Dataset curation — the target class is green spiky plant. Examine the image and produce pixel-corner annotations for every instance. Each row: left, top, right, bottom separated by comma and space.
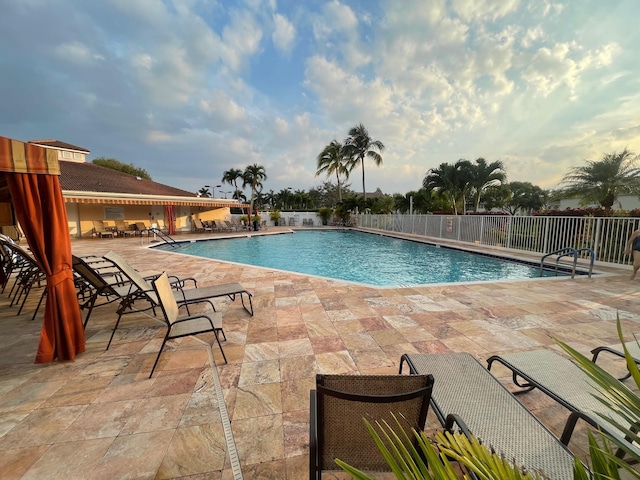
337, 313, 640, 479
335, 414, 547, 480
556, 314, 640, 479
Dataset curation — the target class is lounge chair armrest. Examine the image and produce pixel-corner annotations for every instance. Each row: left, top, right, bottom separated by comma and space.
444, 413, 472, 439
173, 314, 218, 330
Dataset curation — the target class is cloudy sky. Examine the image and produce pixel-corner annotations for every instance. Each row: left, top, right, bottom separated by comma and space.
1, 0, 638, 197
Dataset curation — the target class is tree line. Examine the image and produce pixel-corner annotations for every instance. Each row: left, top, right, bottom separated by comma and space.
94, 129, 640, 216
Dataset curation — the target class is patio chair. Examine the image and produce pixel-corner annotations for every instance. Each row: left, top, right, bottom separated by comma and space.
71, 254, 153, 328
149, 273, 226, 378
135, 221, 149, 236
195, 218, 212, 233
400, 352, 576, 480
102, 250, 253, 348
115, 220, 134, 237
2, 241, 46, 315
591, 340, 640, 380
309, 373, 434, 480
487, 349, 640, 457
92, 220, 115, 238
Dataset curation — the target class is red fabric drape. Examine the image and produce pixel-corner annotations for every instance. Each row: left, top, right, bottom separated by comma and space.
164, 205, 176, 235
6, 173, 85, 362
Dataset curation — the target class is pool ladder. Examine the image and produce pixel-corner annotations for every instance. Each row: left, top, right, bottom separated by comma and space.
145, 228, 179, 248
540, 247, 594, 279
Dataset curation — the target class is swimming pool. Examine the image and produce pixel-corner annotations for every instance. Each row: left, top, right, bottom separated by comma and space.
155, 230, 569, 287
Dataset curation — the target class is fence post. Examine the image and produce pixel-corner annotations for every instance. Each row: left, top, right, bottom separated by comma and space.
592, 217, 601, 260
506, 216, 512, 249
543, 217, 550, 254
457, 216, 461, 241
479, 216, 484, 244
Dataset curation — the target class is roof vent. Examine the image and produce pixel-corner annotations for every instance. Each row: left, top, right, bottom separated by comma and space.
136, 176, 142, 180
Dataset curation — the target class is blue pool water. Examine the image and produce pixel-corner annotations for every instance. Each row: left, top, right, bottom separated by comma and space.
156, 230, 564, 287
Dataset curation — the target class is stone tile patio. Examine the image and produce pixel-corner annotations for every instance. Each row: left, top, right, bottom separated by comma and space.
1, 229, 639, 479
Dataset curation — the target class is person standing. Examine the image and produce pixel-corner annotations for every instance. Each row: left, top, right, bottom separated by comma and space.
624, 228, 640, 279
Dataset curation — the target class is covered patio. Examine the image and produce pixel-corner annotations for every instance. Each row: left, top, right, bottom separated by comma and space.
1, 233, 639, 478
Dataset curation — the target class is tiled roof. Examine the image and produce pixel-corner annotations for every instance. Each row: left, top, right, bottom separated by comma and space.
60, 160, 197, 197
28, 139, 90, 153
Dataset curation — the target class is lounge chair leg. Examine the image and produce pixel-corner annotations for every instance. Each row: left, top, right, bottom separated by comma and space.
31, 288, 47, 321
149, 335, 169, 378
213, 330, 227, 364
106, 312, 125, 350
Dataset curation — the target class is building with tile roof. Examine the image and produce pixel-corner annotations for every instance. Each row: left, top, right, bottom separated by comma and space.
15, 140, 249, 237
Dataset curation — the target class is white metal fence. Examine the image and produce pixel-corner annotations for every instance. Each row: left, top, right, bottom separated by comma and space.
356, 214, 640, 266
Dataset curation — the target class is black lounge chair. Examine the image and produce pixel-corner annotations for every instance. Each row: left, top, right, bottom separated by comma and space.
591, 339, 640, 380
309, 373, 433, 480
400, 352, 576, 480
71, 254, 154, 329
487, 349, 640, 458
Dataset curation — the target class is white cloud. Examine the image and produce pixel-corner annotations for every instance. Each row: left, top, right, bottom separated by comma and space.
521, 26, 544, 48
521, 41, 621, 98
199, 92, 247, 125
451, 0, 521, 22
220, 9, 264, 71
54, 42, 104, 65
312, 0, 358, 41
272, 13, 295, 54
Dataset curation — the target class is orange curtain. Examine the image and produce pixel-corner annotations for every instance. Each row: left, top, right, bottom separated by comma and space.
6, 172, 85, 362
164, 205, 176, 235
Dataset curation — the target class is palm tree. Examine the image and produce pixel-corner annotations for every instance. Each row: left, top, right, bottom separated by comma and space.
197, 187, 211, 198
467, 158, 507, 212
561, 149, 640, 209
222, 168, 244, 201
242, 164, 267, 224
344, 123, 385, 202
316, 140, 350, 202
423, 160, 472, 215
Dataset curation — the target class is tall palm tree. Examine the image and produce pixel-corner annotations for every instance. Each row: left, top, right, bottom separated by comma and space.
344, 123, 385, 202
561, 149, 640, 209
316, 140, 350, 202
467, 158, 507, 212
242, 164, 267, 221
222, 168, 244, 201
197, 187, 211, 198
423, 160, 472, 215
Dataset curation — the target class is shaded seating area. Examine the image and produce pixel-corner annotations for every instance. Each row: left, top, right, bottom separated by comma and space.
0, 135, 85, 363
400, 352, 576, 480
487, 349, 640, 456
309, 373, 433, 479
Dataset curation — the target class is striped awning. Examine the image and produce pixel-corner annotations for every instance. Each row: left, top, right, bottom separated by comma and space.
0, 135, 60, 175
63, 194, 250, 209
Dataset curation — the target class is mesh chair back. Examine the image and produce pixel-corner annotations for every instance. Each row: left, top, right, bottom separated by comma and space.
71, 255, 117, 293
152, 273, 179, 324
315, 374, 433, 473
102, 251, 158, 304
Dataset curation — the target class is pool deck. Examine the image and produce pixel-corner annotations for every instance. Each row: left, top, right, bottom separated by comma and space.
1, 227, 639, 479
